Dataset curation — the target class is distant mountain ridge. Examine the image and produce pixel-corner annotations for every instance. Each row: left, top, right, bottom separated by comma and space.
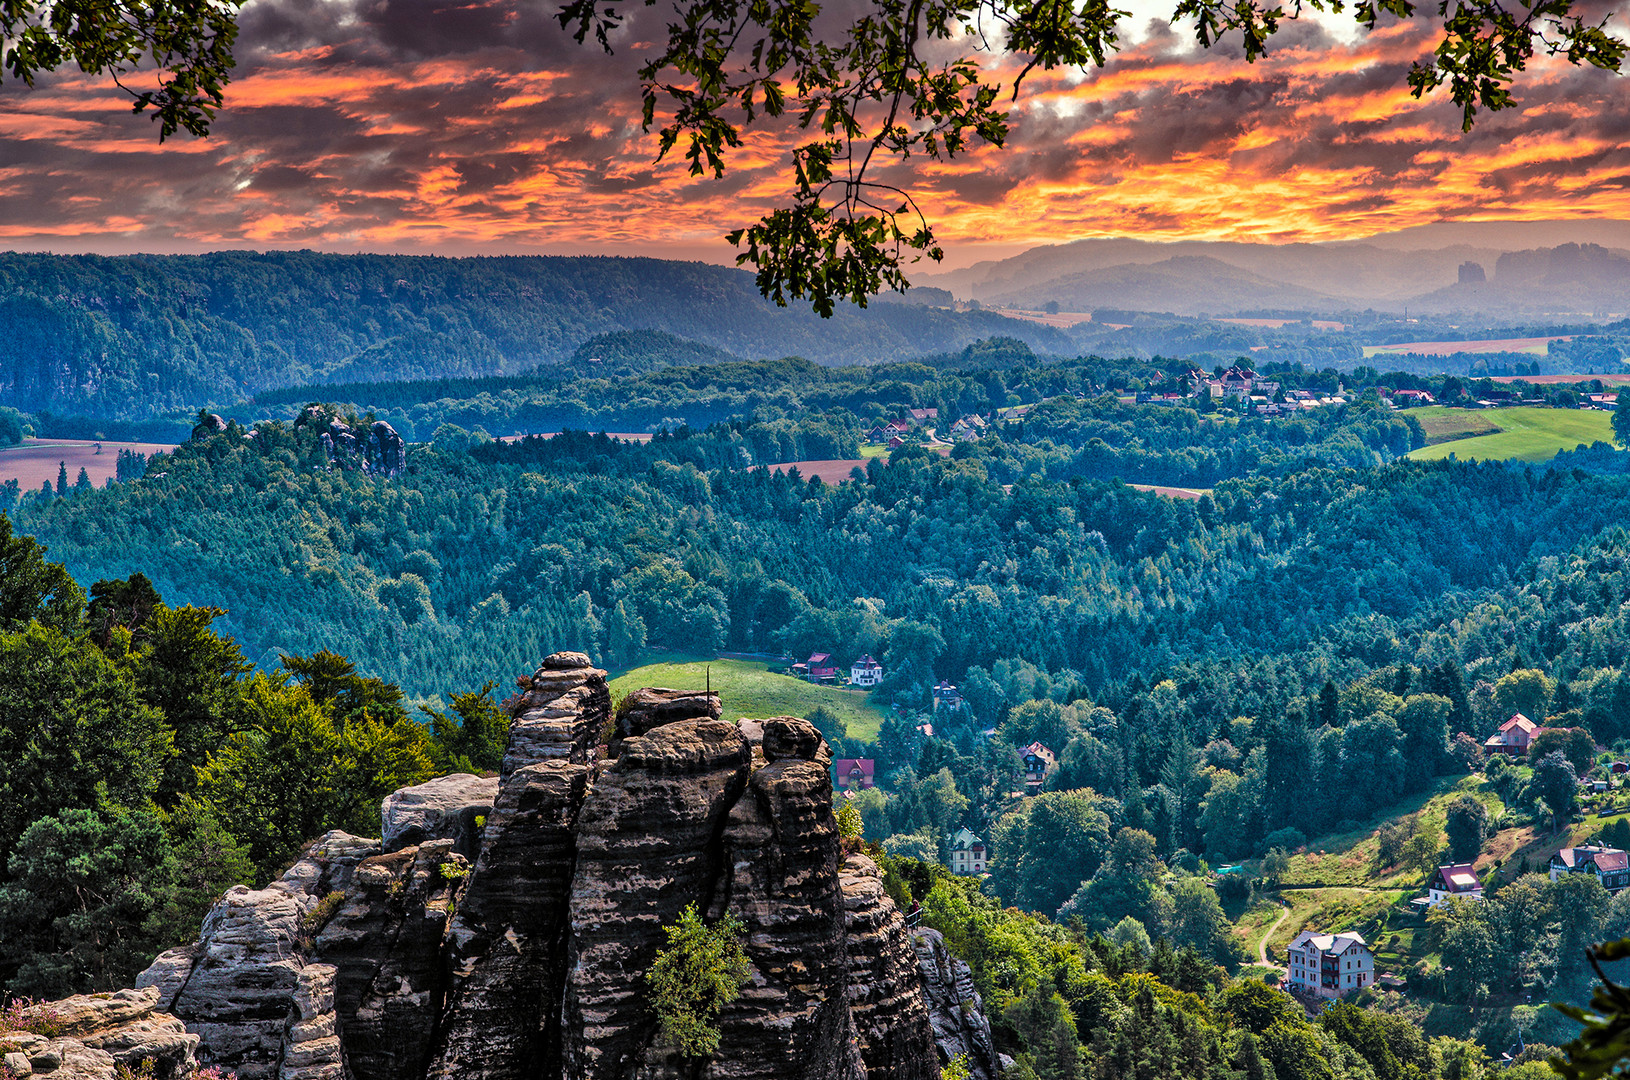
925, 220, 1630, 318
0, 250, 1073, 419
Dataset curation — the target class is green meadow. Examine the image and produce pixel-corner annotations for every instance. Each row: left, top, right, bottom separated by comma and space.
608, 658, 889, 742
1404, 406, 1613, 463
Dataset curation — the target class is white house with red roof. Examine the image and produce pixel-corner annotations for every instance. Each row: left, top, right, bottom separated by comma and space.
1426, 863, 1485, 907
1551, 845, 1630, 893
1286, 930, 1374, 999
1485, 713, 1540, 756
850, 655, 883, 688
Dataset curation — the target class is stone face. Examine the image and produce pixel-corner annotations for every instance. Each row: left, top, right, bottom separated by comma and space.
430, 761, 589, 1080
381, 772, 498, 857
841, 856, 938, 1080
502, 655, 611, 771
759, 717, 832, 770
704, 760, 860, 1080
562, 718, 751, 1080
612, 687, 723, 748
912, 928, 1000, 1080
318, 842, 462, 1080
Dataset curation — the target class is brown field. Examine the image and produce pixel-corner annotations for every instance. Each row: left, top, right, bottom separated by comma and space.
497, 431, 653, 442
1130, 484, 1210, 500
994, 309, 1097, 328
1491, 373, 1630, 385
0, 439, 177, 490
1219, 317, 1347, 331
1366, 335, 1571, 356
763, 459, 872, 482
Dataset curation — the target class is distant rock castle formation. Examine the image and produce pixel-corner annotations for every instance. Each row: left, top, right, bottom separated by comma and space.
10, 653, 998, 1080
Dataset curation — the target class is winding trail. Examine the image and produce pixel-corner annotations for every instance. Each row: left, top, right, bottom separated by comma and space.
1258, 903, 1291, 968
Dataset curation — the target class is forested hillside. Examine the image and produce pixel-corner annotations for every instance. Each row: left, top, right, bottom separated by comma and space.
0, 251, 1073, 418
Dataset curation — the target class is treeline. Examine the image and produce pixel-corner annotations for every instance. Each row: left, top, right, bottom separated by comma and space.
0, 251, 1073, 418
0, 522, 506, 999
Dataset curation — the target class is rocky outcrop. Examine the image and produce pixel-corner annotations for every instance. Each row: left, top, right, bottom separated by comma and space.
381, 773, 497, 857
840, 857, 937, 1080
191, 413, 228, 442
4, 987, 199, 1079
912, 929, 1000, 1080
367, 421, 406, 477
111, 655, 970, 1080
562, 718, 752, 1079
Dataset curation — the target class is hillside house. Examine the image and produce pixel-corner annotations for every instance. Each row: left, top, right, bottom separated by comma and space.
1550, 846, 1630, 893
1021, 742, 1055, 792
835, 758, 876, 791
948, 827, 989, 875
933, 682, 963, 708
1485, 713, 1540, 756
1426, 863, 1485, 907
1286, 931, 1374, 999
907, 408, 939, 426
850, 655, 883, 688
805, 653, 838, 683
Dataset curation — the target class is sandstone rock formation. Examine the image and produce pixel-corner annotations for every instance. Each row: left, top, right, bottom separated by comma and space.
114, 652, 979, 1080
3, 987, 199, 1079
912, 929, 1001, 1080
380, 772, 497, 857
366, 421, 406, 477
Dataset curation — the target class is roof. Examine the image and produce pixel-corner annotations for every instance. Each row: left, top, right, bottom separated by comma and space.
835, 758, 875, 778
1501, 713, 1539, 735
1554, 846, 1630, 872
1022, 741, 1056, 765
1290, 930, 1370, 955
808, 652, 831, 664
852, 655, 880, 668
949, 827, 983, 850
1434, 863, 1482, 892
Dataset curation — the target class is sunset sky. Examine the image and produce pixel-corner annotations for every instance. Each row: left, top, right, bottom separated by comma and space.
1, 0, 1627, 267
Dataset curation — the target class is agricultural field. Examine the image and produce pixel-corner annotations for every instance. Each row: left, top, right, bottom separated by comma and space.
762, 459, 872, 483
0, 438, 176, 490
1363, 336, 1570, 357
1405, 407, 1503, 445
608, 658, 889, 741
1404, 407, 1613, 462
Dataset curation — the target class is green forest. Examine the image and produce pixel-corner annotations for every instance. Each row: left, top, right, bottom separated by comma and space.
18, 345, 1630, 1078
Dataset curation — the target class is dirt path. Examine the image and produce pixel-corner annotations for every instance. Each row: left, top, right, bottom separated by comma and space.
1258, 903, 1290, 968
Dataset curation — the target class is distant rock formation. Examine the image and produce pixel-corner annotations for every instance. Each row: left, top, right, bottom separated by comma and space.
1457, 261, 1486, 284
294, 406, 405, 477
191, 413, 228, 442
112, 652, 987, 1080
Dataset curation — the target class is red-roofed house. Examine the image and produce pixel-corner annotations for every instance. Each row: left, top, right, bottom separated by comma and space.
1551, 846, 1630, 893
1426, 863, 1485, 907
806, 652, 838, 683
1485, 713, 1540, 756
835, 759, 876, 791
908, 408, 939, 425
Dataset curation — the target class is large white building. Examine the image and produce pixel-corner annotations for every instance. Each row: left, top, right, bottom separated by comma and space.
850, 655, 883, 687
1286, 930, 1374, 1000
948, 827, 988, 875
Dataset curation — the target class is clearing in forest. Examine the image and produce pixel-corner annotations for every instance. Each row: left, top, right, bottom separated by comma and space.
0, 438, 177, 490
1404, 407, 1612, 462
608, 658, 889, 742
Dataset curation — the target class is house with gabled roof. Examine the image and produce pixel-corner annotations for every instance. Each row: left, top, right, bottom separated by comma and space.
1485, 713, 1540, 756
1021, 742, 1055, 793
948, 827, 989, 875
1551, 845, 1630, 893
1426, 863, 1485, 907
1286, 930, 1374, 999
850, 654, 883, 688
805, 652, 838, 683
835, 758, 875, 791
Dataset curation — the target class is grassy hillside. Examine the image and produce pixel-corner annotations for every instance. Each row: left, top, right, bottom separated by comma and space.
608, 658, 889, 742
1404, 407, 1612, 462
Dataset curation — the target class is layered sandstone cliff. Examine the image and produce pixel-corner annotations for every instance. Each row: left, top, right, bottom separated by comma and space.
111, 652, 996, 1080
